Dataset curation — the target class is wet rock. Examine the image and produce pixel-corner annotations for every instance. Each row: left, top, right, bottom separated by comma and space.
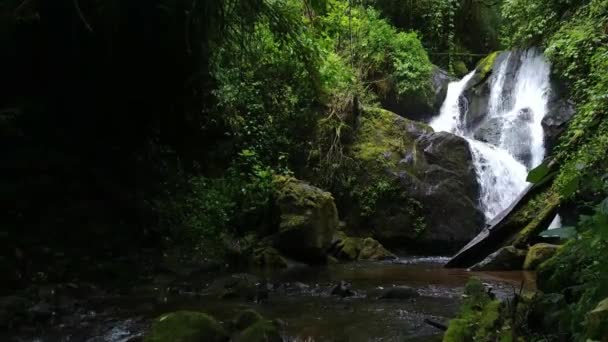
144, 311, 229, 342
359, 238, 396, 260
473, 116, 503, 145
28, 302, 55, 322
468, 246, 527, 271
273, 176, 339, 264
378, 286, 420, 300
209, 274, 266, 302
331, 281, 355, 298
234, 309, 263, 331
235, 320, 283, 342
523, 243, 560, 270
585, 297, 608, 341
543, 95, 575, 152
0, 296, 30, 328
251, 245, 288, 269
330, 231, 396, 261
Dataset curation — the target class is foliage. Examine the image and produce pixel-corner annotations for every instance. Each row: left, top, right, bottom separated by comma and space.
320, 0, 433, 97
150, 149, 276, 244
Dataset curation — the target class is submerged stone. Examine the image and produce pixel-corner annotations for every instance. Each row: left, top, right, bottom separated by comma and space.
144, 311, 229, 342
378, 286, 420, 300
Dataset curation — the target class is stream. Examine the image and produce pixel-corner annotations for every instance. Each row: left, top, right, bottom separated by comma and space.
3, 257, 535, 342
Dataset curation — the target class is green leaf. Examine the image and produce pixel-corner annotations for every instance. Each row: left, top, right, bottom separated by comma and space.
560, 176, 580, 198
527, 162, 550, 183
599, 197, 608, 216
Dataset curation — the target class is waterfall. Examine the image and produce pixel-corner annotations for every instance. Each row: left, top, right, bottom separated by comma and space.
430, 49, 552, 221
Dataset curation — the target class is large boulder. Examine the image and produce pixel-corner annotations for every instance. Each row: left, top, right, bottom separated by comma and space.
468, 246, 527, 271
380, 66, 454, 122
340, 108, 483, 253
145, 311, 229, 342
523, 243, 560, 270
273, 177, 339, 264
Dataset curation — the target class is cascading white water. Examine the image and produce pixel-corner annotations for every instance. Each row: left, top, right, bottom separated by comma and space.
430, 49, 552, 221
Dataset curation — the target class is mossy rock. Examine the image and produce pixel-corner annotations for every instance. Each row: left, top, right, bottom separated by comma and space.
234, 309, 263, 331
234, 320, 282, 342
330, 231, 395, 261
341, 107, 483, 253
469, 246, 527, 271
252, 245, 288, 269
273, 176, 339, 264
145, 311, 229, 342
453, 61, 469, 78
585, 297, 608, 341
523, 243, 560, 270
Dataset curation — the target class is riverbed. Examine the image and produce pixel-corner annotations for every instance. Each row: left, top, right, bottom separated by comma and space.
3, 257, 535, 342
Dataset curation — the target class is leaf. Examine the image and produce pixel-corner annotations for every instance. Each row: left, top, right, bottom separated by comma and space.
560, 176, 580, 198
599, 197, 608, 216
527, 162, 550, 183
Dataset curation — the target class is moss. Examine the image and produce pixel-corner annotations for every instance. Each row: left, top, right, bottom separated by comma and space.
252, 246, 288, 269
353, 107, 431, 172
453, 60, 469, 77
512, 193, 560, 248
443, 279, 503, 341
234, 320, 282, 342
145, 311, 229, 342
523, 243, 560, 270
585, 297, 608, 341
234, 309, 263, 331
476, 51, 500, 80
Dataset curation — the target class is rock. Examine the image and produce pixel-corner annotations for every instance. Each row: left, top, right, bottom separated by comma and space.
342, 108, 484, 253
235, 320, 283, 342
359, 238, 396, 260
208, 274, 265, 302
273, 176, 339, 264
585, 297, 608, 341
330, 231, 396, 261
523, 243, 560, 270
252, 245, 288, 269
378, 286, 420, 300
330, 281, 354, 298
380, 66, 455, 122
144, 311, 229, 342
543, 92, 575, 152
234, 309, 263, 331
0, 296, 30, 328
468, 246, 527, 271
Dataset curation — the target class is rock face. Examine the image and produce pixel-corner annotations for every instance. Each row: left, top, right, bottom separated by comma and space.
468, 246, 527, 271
144, 311, 229, 342
273, 176, 339, 264
341, 108, 484, 253
523, 243, 560, 270
381, 66, 454, 122
543, 81, 575, 152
